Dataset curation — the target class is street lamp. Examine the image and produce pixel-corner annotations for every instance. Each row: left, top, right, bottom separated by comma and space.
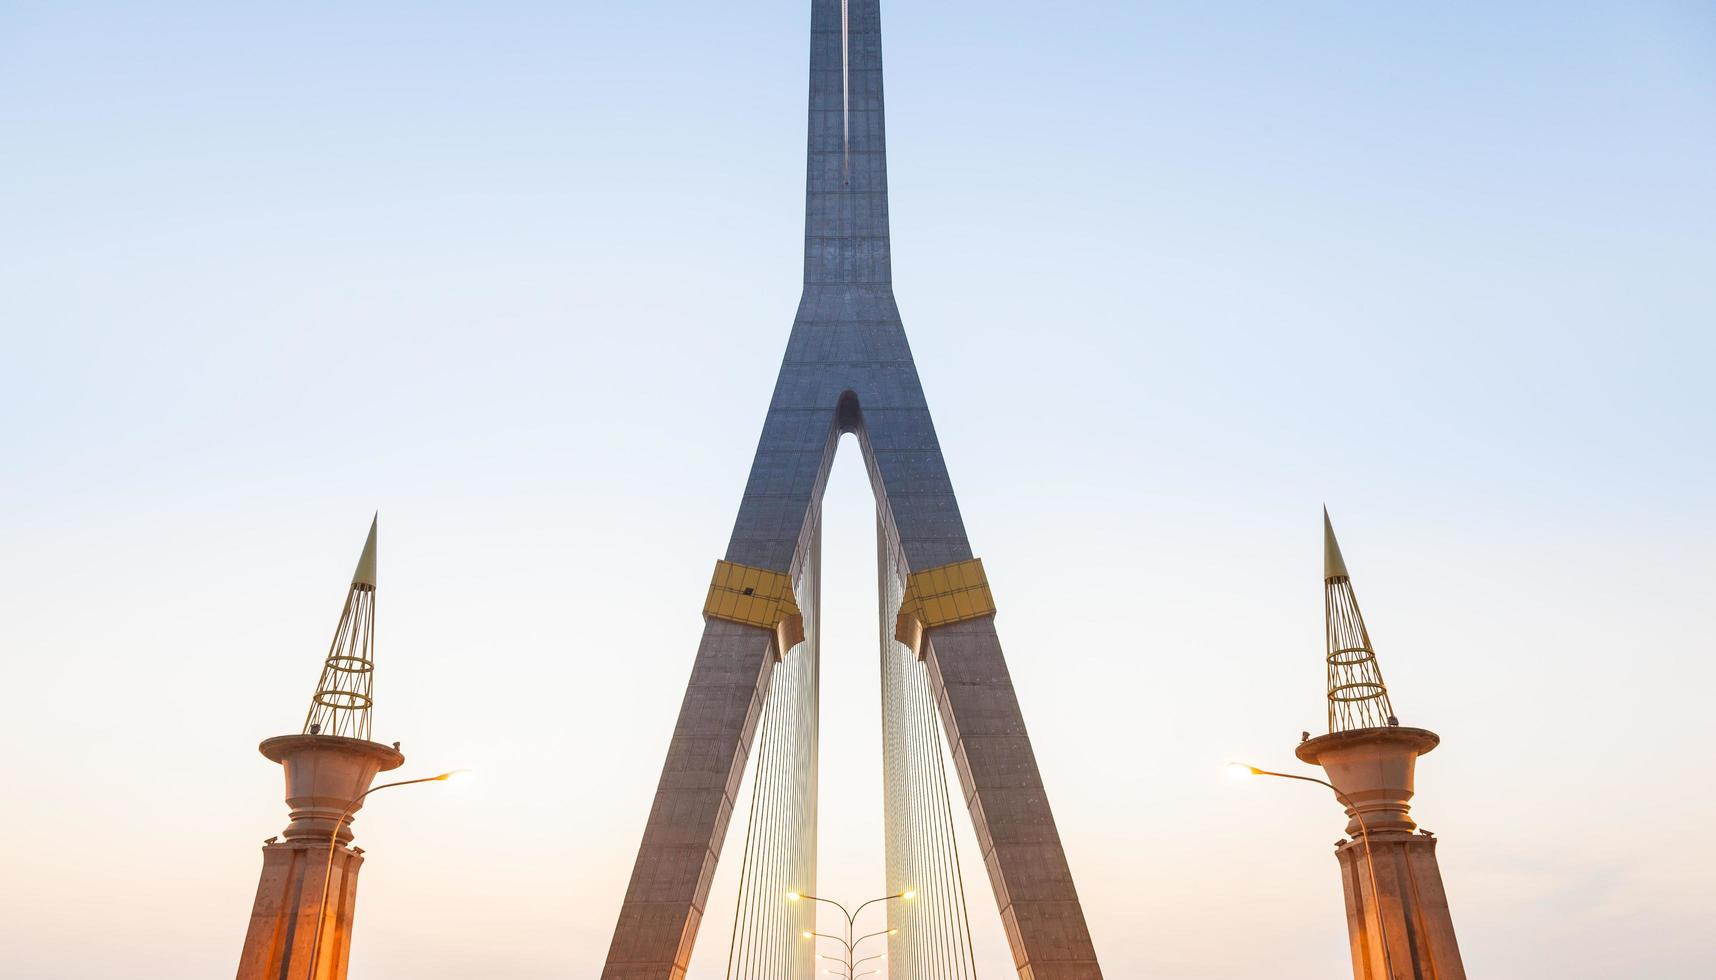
1228, 762, 1395, 980
306, 768, 472, 977
817, 952, 887, 972
790, 890, 912, 978
822, 950, 888, 978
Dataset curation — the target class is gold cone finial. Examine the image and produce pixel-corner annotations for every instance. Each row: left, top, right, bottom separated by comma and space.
303, 515, 380, 740
1323, 506, 1349, 582
351, 513, 377, 589
1321, 507, 1395, 732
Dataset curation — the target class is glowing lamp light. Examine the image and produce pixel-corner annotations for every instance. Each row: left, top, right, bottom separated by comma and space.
786, 891, 802, 901
1226, 762, 1261, 779
901, 889, 917, 900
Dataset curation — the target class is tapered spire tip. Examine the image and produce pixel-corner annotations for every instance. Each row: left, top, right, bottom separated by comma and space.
351, 513, 378, 588
1323, 506, 1349, 582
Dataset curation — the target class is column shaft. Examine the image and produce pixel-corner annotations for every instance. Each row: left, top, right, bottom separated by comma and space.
235, 842, 364, 980
1335, 834, 1466, 980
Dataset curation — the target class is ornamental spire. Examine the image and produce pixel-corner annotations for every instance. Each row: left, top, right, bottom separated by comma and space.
1322, 508, 1396, 732
302, 514, 379, 740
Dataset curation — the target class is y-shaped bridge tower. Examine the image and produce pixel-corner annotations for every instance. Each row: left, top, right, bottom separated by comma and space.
601, 3, 1103, 978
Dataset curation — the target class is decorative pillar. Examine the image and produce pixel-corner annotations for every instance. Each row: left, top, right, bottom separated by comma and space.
236, 516, 404, 980
1297, 510, 1466, 980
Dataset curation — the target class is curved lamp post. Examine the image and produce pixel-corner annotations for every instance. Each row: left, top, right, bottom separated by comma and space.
821, 950, 887, 978
1229, 763, 1395, 980
306, 768, 472, 978
792, 889, 913, 978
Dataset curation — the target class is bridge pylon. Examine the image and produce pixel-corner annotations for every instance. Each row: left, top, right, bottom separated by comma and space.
599, 3, 1104, 979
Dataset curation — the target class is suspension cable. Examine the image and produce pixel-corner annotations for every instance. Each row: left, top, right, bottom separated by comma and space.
726, 560, 820, 980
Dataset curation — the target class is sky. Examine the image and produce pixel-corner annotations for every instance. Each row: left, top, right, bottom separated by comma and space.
2, 1, 1714, 977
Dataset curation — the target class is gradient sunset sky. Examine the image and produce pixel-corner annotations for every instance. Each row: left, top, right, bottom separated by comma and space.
2, 1, 1713, 977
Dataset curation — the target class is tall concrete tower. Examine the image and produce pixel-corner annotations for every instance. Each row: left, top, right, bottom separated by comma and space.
1295, 510, 1466, 980
600, 2, 1104, 979
236, 517, 404, 980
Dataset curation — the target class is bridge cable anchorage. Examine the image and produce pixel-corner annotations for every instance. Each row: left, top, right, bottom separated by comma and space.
894, 558, 996, 660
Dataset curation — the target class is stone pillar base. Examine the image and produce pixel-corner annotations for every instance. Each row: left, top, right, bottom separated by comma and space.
235, 839, 365, 980
1334, 832, 1466, 980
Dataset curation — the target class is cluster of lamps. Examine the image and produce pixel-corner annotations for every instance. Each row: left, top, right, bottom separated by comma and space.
788, 888, 916, 978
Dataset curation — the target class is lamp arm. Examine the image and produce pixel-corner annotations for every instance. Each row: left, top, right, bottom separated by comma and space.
1248, 765, 1395, 980
306, 772, 454, 976
850, 892, 903, 922
796, 893, 853, 919
362, 773, 450, 797
853, 928, 893, 948
1248, 767, 1337, 792
807, 930, 851, 949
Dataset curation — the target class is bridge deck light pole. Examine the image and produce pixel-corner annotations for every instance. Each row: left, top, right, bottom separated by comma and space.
801, 928, 898, 957
792, 890, 911, 978
822, 950, 886, 979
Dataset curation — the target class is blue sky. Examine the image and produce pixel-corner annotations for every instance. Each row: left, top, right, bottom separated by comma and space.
2, 2, 1713, 977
